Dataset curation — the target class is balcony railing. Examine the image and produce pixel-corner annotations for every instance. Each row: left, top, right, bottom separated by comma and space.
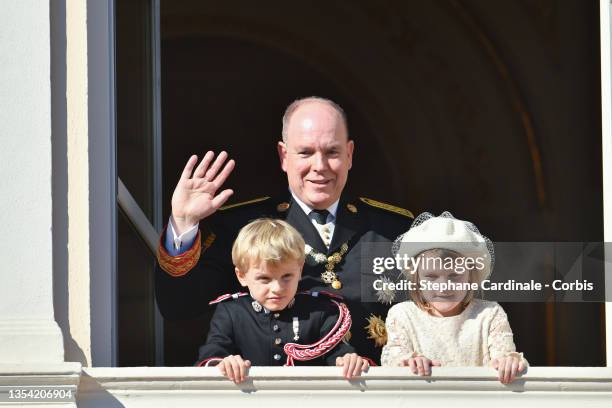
3, 364, 611, 407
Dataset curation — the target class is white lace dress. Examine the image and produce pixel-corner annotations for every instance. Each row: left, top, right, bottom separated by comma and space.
381, 299, 527, 367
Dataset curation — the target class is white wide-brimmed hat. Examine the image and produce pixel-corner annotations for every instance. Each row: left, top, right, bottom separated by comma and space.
393, 211, 494, 282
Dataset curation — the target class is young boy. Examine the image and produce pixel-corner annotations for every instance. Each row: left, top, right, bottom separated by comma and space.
196, 218, 369, 383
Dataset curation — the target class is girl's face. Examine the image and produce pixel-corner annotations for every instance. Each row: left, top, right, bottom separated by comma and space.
419, 253, 470, 317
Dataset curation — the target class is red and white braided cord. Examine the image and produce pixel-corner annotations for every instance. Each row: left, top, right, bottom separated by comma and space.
283, 300, 351, 366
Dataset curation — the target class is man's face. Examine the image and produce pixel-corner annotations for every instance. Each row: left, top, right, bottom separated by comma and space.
236, 259, 302, 311
278, 102, 354, 210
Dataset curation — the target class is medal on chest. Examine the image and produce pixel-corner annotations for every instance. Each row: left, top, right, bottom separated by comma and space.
305, 243, 349, 289
292, 317, 300, 341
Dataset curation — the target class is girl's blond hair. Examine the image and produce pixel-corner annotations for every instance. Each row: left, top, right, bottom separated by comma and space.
231, 218, 305, 272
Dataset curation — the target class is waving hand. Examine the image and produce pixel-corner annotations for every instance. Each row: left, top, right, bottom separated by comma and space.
171, 151, 235, 233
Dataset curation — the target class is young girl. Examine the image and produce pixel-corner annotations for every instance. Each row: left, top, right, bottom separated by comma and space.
381, 212, 527, 384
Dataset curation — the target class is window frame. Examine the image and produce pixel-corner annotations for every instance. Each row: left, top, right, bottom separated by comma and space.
599, 0, 612, 367
93, 0, 612, 368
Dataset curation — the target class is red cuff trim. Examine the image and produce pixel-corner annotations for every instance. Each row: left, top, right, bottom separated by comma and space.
157, 225, 205, 277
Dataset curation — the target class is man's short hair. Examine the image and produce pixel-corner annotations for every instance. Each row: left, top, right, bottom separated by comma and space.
281, 96, 348, 142
231, 218, 306, 272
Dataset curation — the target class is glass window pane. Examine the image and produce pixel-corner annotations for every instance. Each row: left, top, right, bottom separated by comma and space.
116, 0, 157, 367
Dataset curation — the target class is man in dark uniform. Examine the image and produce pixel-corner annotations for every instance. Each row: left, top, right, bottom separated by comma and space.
156, 97, 413, 363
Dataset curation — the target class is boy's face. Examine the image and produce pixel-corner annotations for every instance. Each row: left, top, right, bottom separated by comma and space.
236, 259, 303, 311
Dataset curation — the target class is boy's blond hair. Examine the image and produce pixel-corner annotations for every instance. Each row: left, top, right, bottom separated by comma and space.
231, 218, 306, 272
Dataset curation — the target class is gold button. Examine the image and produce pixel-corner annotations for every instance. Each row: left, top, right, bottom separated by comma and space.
347, 204, 357, 213
273, 313, 280, 318
277, 202, 290, 212
275, 338, 282, 345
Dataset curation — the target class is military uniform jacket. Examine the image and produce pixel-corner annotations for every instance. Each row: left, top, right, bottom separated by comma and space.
197, 292, 354, 366
157, 193, 413, 364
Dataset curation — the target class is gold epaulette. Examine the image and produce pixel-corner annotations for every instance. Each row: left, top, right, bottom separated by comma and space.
359, 197, 414, 218
219, 196, 270, 211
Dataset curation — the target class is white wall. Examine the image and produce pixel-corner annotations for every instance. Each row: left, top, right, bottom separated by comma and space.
0, 0, 64, 363
51, 0, 118, 367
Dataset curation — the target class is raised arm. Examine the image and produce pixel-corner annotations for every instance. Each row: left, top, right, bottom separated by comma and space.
155, 151, 239, 320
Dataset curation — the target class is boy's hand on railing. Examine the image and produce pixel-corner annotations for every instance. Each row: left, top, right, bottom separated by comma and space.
336, 353, 370, 379
400, 356, 441, 376
217, 355, 251, 384
491, 356, 526, 384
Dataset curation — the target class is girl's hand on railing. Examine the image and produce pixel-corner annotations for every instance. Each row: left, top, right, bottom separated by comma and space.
400, 356, 441, 376
491, 355, 526, 384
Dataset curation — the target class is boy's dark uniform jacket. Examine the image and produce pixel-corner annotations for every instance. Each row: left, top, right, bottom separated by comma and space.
197, 292, 354, 366
156, 194, 413, 363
